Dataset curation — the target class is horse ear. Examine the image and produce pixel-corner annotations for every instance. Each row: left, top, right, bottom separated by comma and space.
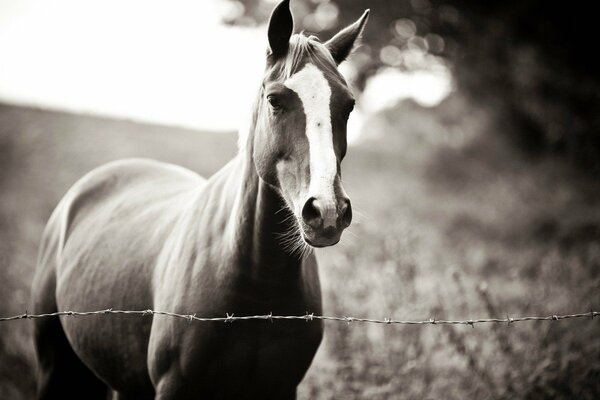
267, 0, 294, 59
325, 9, 370, 65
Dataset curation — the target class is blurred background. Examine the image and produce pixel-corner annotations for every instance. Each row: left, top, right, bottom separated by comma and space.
1, 0, 599, 398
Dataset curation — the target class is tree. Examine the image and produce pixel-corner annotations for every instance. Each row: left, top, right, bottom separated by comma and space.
222, 0, 600, 172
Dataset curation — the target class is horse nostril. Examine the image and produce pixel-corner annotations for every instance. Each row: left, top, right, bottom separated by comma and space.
340, 198, 352, 228
302, 197, 323, 229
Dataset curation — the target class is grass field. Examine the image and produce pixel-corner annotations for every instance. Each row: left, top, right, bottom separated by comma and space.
0, 97, 598, 399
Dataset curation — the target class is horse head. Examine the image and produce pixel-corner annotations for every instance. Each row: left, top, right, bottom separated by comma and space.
250, 0, 369, 248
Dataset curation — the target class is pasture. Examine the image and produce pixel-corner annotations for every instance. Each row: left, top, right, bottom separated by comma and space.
0, 96, 598, 399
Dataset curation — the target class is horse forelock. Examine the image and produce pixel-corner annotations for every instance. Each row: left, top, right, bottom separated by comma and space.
281, 34, 337, 80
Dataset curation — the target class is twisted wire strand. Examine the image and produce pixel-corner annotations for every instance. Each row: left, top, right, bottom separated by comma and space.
0, 309, 598, 326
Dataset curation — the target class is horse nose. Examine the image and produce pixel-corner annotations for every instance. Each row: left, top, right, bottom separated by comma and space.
301, 197, 352, 230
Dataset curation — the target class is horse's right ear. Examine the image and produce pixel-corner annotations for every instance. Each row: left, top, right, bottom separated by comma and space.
267, 0, 293, 59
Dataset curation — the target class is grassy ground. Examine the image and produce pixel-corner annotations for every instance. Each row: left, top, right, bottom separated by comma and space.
0, 98, 598, 399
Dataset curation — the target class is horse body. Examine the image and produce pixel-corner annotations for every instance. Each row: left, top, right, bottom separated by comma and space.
33, 155, 323, 398
31, 1, 369, 398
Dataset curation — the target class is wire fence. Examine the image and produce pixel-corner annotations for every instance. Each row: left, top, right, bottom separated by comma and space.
0, 309, 598, 327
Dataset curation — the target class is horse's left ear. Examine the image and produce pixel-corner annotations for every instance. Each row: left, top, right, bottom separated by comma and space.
325, 9, 370, 65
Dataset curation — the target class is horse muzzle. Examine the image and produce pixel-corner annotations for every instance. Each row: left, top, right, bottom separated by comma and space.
300, 196, 352, 247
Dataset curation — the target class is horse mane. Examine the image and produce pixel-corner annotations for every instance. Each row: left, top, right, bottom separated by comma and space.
237, 33, 337, 152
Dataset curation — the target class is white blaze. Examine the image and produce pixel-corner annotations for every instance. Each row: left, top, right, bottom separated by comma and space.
284, 64, 337, 208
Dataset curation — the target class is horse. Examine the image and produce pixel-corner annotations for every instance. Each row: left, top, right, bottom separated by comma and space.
30, 1, 369, 398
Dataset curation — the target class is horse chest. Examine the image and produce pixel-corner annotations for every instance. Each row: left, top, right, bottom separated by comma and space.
149, 267, 323, 396
174, 318, 323, 396
217, 320, 321, 372
189, 280, 323, 373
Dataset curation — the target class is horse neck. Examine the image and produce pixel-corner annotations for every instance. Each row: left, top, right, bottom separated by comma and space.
226, 125, 306, 282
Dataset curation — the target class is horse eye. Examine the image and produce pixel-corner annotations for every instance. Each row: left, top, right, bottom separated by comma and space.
267, 95, 283, 110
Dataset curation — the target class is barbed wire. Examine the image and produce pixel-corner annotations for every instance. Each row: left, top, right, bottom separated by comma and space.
0, 309, 597, 327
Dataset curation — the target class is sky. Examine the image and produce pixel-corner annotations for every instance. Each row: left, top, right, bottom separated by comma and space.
0, 0, 452, 140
